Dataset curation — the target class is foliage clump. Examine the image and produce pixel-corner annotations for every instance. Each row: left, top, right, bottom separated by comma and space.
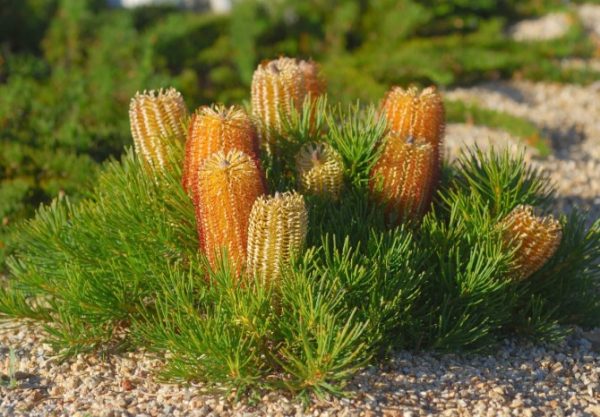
1, 53, 599, 401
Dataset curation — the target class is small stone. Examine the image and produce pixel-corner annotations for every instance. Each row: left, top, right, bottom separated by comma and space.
382, 408, 401, 417
121, 378, 134, 391
586, 405, 600, 417
510, 399, 524, 408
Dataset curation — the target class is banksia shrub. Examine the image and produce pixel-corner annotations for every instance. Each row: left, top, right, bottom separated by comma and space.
501, 205, 563, 280
9, 57, 600, 400
129, 88, 187, 172
182, 105, 259, 195
380, 86, 445, 163
295, 142, 344, 200
370, 135, 438, 224
194, 150, 266, 275
251, 57, 325, 150
246, 191, 308, 284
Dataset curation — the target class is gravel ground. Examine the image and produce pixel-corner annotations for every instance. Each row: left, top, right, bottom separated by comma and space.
508, 12, 571, 41
507, 3, 600, 43
1, 322, 600, 417
578, 4, 600, 39
2, 6, 600, 417
444, 123, 539, 161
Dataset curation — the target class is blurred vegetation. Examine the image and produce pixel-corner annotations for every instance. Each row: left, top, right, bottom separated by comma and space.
1, 0, 599, 263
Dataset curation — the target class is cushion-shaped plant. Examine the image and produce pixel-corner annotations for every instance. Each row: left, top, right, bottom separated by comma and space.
2, 58, 599, 400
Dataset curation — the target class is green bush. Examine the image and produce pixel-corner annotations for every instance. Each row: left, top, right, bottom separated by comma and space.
1, 100, 598, 398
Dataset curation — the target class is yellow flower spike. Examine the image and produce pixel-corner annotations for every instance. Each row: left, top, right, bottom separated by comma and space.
370, 135, 438, 224
251, 57, 325, 151
501, 205, 562, 280
380, 86, 445, 165
193, 150, 266, 276
246, 191, 308, 285
129, 88, 187, 172
182, 105, 259, 196
295, 142, 344, 200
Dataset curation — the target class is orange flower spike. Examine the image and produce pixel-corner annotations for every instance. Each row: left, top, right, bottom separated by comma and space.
370, 135, 438, 224
193, 150, 266, 275
251, 57, 325, 151
380, 86, 445, 161
129, 88, 187, 172
501, 205, 563, 280
182, 105, 259, 195
247, 191, 308, 285
299, 59, 326, 99
295, 142, 344, 200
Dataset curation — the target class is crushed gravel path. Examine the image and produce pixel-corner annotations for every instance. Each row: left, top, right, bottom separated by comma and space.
1, 322, 600, 417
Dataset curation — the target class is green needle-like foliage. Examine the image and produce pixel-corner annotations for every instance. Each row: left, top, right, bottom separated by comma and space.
417, 203, 515, 351
137, 257, 273, 394
2, 144, 196, 356
1, 100, 598, 397
326, 102, 387, 190
450, 146, 554, 219
276, 262, 371, 398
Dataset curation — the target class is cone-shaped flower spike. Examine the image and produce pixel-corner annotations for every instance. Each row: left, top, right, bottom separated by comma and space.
501, 205, 562, 280
246, 191, 308, 285
295, 142, 344, 200
193, 150, 266, 275
380, 86, 445, 164
370, 135, 438, 224
299, 59, 326, 99
183, 105, 259, 196
251, 57, 325, 151
129, 88, 187, 172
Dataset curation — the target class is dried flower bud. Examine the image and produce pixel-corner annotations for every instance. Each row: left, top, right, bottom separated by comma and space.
251, 57, 325, 151
129, 88, 187, 172
247, 191, 308, 284
182, 105, 259, 196
370, 135, 438, 224
295, 142, 344, 200
501, 205, 562, 280
193, 150, 266, 275
380, 86, 445, 163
